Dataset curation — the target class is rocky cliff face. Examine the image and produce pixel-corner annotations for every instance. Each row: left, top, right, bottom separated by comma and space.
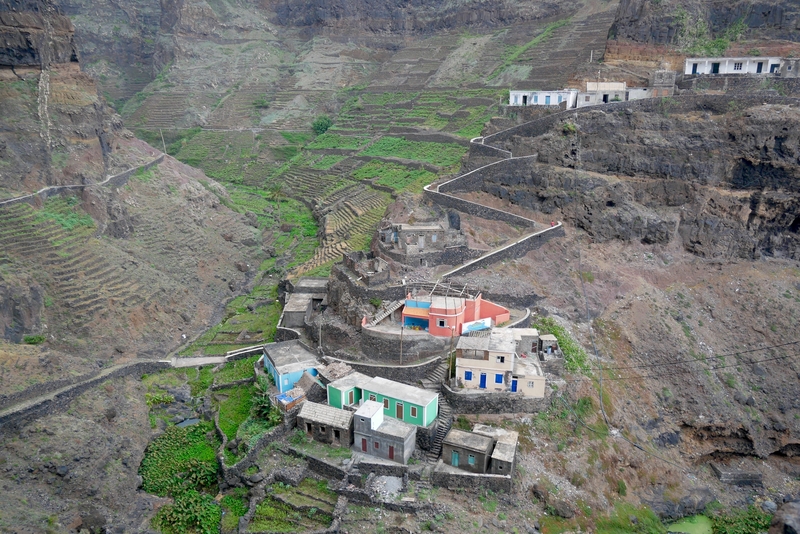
609, 0, 800, 45
268, 0, 563, 33
0, 0, 78, 66
492, 102, 800, 260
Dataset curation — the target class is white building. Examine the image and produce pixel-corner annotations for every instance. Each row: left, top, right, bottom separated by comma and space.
509, 89, 578, 108
577, 81, 627, 107
684, 57, 782, 76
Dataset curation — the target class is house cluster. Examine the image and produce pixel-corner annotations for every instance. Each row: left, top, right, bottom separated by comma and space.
454, 327, 557, 397
377, 217, 468, 267
510, 55, 800, 109
400, 292, 510, 336
509, 70, 676, 109
262, 341, 435, 465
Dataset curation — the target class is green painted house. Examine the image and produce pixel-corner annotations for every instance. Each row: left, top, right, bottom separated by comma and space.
326, 374, 439, 428
327, 372, 370, 409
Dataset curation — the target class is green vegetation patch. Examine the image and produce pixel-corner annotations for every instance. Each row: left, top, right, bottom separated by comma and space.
595, 503, 666, 533
312, 155, 346, 170
352, 160, 436, 192
221, 488, 249, 532
306, 133, 370, 150
216, 383, 256, 441
488, 19, 571, 81
280, 131, 313, 145
139, 422, 222, 534
360, 137, 467, 168
709, 505, 771, 534
34, 196, 95, 231
214, 356, 258, 385
248, 495, 332, 533
531, 316, 590, 372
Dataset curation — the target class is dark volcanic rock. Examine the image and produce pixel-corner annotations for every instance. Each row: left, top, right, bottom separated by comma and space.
770, 500, 800, 534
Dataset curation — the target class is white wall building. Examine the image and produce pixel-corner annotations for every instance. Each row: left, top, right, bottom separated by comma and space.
509, 89, 578, 108
684, 57, 782, 76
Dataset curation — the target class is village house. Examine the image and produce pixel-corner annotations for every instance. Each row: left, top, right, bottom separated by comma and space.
472, 424, 519, 476
454, 328, 546, 397
442, 428, 494, 474
361, 376, 439, 427
508, 89, 578, 108
401, 293, 510, 337
297, 401, 354, 447
326, 371, 371, 409
684, 56, 784, 76
353, 400, 416, 464
577, 81, 627, 107
281, 278, 328, 328
263, 340, 321, 394
377, 219, 469, 268
442, 425, 520, 476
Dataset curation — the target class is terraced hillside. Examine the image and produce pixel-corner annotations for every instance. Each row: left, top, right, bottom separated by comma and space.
0, 149, 259, 359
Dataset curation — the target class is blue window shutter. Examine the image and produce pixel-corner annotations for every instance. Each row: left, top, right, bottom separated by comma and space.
495, 373, 503, 384
465, 371, 472, 381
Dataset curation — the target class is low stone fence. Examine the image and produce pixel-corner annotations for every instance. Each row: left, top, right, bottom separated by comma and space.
360, 326, 449, 363
441, 383, 549, 415
442, 223, 565, 279
431, 467, 512, 493
0, 154, 165, 208
356, 459, 408, 478
217, 406, 300, 487
0, 360, 170, 436
322, 355, 441, 384
0, 372, 97, 412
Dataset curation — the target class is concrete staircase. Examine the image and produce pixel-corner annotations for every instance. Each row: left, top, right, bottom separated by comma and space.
366, 299, 404, 327
420, 359, 453, 462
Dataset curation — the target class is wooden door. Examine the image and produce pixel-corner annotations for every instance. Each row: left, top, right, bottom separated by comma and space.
389, 445, 394, 461
396, 402, 403, 420
361, 438, 367, 452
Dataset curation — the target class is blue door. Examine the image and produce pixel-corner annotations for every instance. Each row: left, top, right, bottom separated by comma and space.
511, 379, 518, 392
479, 373, 487, 389
451, 450, 459, 466
545, 95, 551, 105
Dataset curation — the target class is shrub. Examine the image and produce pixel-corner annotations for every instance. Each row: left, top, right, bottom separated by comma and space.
23, 335, 45, 345
617, 479, 627, 496
312, 115, 333, 135
562, 122, 577, 136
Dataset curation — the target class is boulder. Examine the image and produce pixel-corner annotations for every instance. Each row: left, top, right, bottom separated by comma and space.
770, 500, 800, 534
531, 483, 549, 504
552, 500, 574, 519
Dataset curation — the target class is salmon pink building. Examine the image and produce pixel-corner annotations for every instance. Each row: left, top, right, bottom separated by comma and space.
401, 293, 510, 337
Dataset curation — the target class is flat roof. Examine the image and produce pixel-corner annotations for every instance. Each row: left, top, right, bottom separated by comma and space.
430, 296, 466, 309
298, 401, 353, 428
363, 376, 438, 407
403, 307, 430, 319
376, 417, 416, 439
355, 399, 382, 418
488, 329, 516, 354
397, 224, 442, 231
472, 424, 520, 446
319, 361, 354, 382
292, 277, 329, 293
513, 358, 542, 377
491, 442, 517, 463
513, 328, 539, 338
540, 334, 558, 342
443, 428, 494, 451
457, 336, 489, 351
284, 293, 313, 313
328, 371, 372, 391
264, 340, 320, 375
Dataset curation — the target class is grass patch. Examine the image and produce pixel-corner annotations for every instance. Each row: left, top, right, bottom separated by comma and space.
221, 487, 249, 532
312, 155, 346, 169
214, 356, 258, 385
488, 19, 571, 81
360, 137, 467, 168
34, 196, 95, 231
352, 160, 436, 192
216, 384, 256, 441
531, 316, 590, 373
306, 133, 370, 150
280, 131, 313, 145
709, 505, 771, 534
594, 503, 665, 533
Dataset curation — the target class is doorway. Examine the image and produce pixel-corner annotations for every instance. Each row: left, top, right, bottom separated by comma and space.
757, 62, 763, 73
361, 438, 367, 452
389, 445, 395, 461
692, 63, 698, 74
522, 95, 528, 105
545, 95, 550, 105
479, 373, 487, 389
602, 94, 609, 103
451, 450, 459, 466
511, 379, 518, 393
396, 402, 404, 420
711, 62, 720, 74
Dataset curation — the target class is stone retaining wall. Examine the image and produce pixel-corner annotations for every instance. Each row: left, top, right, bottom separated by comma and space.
0, 154, 165, 208
0, 372, 97, 412
322, 355, 441, 384
677, 76, 800, 96
0, 361, 170, 436
444, 224, 565, 279
441, 383, 549, 414
356, 460, 408, 477
431, 468, 512, 493
360, 326, 449, 362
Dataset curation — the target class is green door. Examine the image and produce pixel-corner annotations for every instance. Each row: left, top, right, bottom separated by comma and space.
451, 450, 459, 466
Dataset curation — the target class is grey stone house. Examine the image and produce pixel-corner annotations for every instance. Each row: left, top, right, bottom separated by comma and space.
442, 428, 494, 474
353, 400, 416, 464
472, 424, 519, 476
297, 401, 354, 447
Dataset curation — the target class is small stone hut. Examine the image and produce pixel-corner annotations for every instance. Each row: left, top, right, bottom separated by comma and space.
297, 401, 353, 447
442, 428, 494, 474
